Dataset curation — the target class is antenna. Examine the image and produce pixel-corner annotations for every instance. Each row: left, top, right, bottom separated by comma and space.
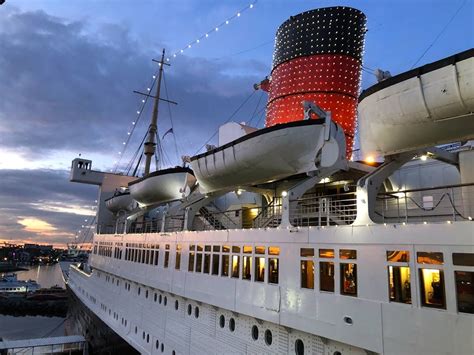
133, 49, 177, 175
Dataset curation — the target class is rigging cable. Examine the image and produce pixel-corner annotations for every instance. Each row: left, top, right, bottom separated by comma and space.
162, 71, 181, 163
193, 89, 257, 155
410, 0, 467, 69
248, 91, 265, 127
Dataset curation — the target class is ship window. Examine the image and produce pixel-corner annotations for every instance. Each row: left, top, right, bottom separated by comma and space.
161, 343, 164, 353
154, 249, 159, 265
213, 245, 221, 252
142, 331, 145, 340
251, 325, 259, 340
187, 304, 192, 315
164, 296, 167, 306
268, 257, 279, 284
255, 257, 265, 282
340, 249, 357, 260
295, 339, 304, 355
138, 287, 141, 296
146, 250, 150, 264
419, 269, 446, 309
188, 252, 195, 272
388, 266, 411, 304
204, 254, 211, 274
221, 254, 230, 277
243, 245, 252, 254
156, 340, 159, 349
154, 293, 157, 302
145, 290, 148, 299
341, 263, 357, 296
175, 245, 181, 270
255, 246, 265, 254
190, 244, 195, 251
212, 254, 220, 275
195, 253, 203, 273
268, 246, 280, 255
175, 300, 179, 310
135, 326, 137, 334
453, 253, 474, 266
319, 249, 334, 258
219, 315, 225, 328
146, 334, 149, 343
229, 318, 235, 332
455, 271, 474, 314
164, 246, 170, 268
319, 261, 334, 292
243, 256, 252, 280
417, 252, 443, 265
300, 248, 314, 257
386, 250, 410, 262
231, 255, 240, 278
194, 306, 199, 318
265, 329, 272, 346
197, 245, 203, 252
232, 246, 240, 253
223, 245, 230, 253
301, 260, 314, 289
205, 245, 211, 252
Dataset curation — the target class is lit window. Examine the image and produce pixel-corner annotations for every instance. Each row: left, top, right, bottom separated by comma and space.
268, 246, 280, 255
243, 245, 252, 254
212, 254, 220, 275
388, 266, 411, 304
387, 250, 410, 262
341, 263, 357, 296
243, 256, 252, 280
419, 269, 445, 309
222, 254, 230, 277
255, 246, 265, 254
319, 249, 334, 258
320, 261, 334, 292
164, 245, 170, 268
255, 257, 265, 282
232, 246, 240, 253
223, 245, 230, 253
453, 253, 474, 267
300, 260, 314, 289
231, 255, 240, 278
340, 249, 357, 260
175, 245, 181, 270
188, 251, 195, 272
417, 252, 443, 265
455, 271, 474, 314
203, 254, 211, 274
268, 258, 279, 284
300, 248, 314, 257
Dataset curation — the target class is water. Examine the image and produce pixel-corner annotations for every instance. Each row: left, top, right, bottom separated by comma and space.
0, 263, 67, 340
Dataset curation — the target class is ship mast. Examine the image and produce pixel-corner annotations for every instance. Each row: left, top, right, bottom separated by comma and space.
143, 49, 166, 175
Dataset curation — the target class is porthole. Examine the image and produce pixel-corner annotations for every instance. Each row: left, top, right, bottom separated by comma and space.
161, 343, 164, 353
219, 315, 225, 328
265, 329, 272, 346
154, 293, 157, 302
295, 339, 304, 355
175, 300, 179, 310
134, 326, 137, 334
146, 334, 150, 343
187, 304, 192, 315
251, 325, 259, 340
333, 352, 342, 355
194, 306, 200, 318
155, 340, 159, 349
172, 351, 176, 355
142, 331, 145, 340
159, 294, 162, 304
164, 296, 168, 306
229, 318, 235, 332
145, 290, 148, 298
138, 287, 141, 295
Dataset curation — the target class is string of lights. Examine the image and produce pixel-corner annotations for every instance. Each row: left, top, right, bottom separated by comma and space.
110, 0, 258, 174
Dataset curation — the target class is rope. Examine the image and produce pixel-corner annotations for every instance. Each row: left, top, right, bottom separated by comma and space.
410, 0, 467, 69
193, 90, 257, 155
162, 71, 180, 163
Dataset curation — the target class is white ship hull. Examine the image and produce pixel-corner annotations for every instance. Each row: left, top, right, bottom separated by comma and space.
128, 167, 195, 207
105, 193, 134, 213
190, 119, 342, 194
359, 49, 474, 157
68, 221, 474, 355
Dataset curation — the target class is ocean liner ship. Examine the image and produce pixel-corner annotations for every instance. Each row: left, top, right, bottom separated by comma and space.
67, 6, 474, 355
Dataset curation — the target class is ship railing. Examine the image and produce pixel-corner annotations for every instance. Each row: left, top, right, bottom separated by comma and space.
196, 207, 242, 231
164, 215, 185, 232
252, 198, 283, 228
375, 182, 474, 223
289, 192, 358, 227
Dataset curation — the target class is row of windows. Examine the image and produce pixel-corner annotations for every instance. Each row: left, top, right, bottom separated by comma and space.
300, 248, 474, 314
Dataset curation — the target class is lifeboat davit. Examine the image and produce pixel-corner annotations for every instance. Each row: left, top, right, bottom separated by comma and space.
128, 167, 196, 207
190, 116, 346, 194
105, 191, 135, 213
358, 48, 474, 157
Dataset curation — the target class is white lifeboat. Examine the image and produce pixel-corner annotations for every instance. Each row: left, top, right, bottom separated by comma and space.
128, 167, 196, 207
190, 114, 347, 194
105, 190, 135, 213
358, 48, 474, 158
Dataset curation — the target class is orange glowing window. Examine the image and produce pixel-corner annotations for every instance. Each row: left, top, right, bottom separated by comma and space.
417, 252, 444, 265
319, 249, 334, 258
268, 246, 280, 255
340, 249, 357, 260
386, 251, 410, 263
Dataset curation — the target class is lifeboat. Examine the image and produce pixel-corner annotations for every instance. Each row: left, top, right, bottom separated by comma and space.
190, 117, 346, 194
105, 190, 135, 213
128, 167, 196, 207
358, 48, 474, 158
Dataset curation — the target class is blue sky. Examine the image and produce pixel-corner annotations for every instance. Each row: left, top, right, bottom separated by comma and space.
0, 0, 472, 245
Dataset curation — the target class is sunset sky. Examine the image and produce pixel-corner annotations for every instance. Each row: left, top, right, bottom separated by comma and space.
0, 0, 472, 247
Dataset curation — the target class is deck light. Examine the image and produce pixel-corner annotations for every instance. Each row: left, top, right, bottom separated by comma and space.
468, 216, 472, 221
420, 155, 428, 161
282, 191, 288, 197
